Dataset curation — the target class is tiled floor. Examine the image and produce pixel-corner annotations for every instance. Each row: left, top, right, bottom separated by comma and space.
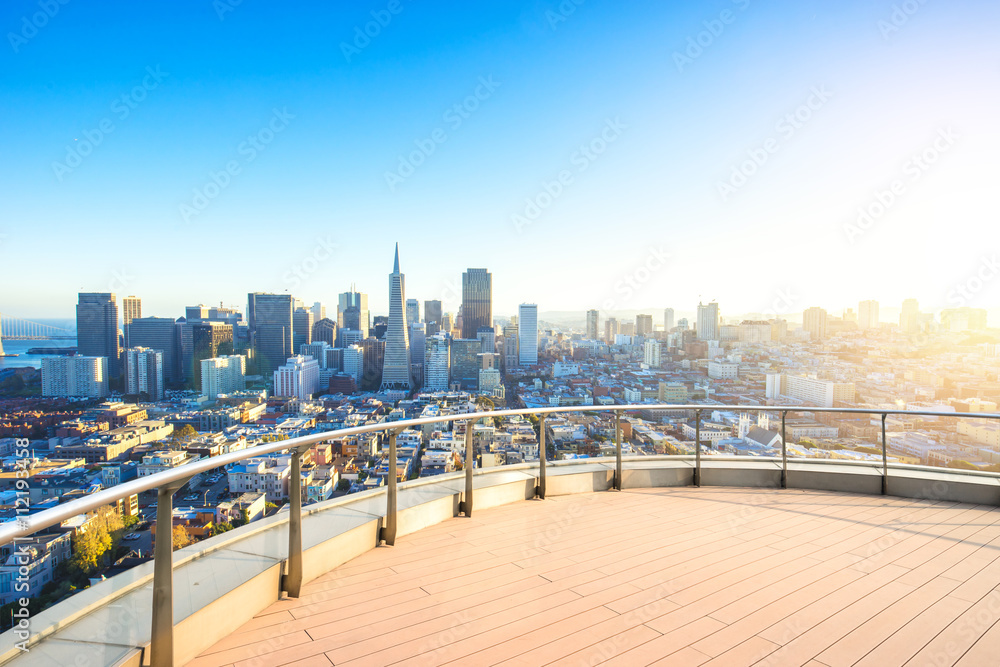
189, 487, 1000, 666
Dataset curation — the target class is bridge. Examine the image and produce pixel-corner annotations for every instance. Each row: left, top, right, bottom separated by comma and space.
0, 312, 75, 340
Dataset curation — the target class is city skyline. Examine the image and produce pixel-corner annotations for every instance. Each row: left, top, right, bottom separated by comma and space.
2, 1, 998, 320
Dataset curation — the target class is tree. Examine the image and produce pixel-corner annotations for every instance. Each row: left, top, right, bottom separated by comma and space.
176, 425, 197, 440
172, 525, 194, 551
70, 509, 125, 575
213, 523, 234, 535
336, 479, 351, 492
947, 459, 978, 471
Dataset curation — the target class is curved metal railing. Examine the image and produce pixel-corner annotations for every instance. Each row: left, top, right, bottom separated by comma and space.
4, 404, 999, 665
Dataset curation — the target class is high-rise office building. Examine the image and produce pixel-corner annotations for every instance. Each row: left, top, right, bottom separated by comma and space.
900, 298, 920, 334
337, 288, 370, 339
424, 300, 442, 335
201, 355, 246, 399
406, 299, 419, 325
192, 321, 233, 377
362, 337, 386, 391
293, 307, 314, 350
636, 314, 653, 337
461, 269, 492, 339
424, 333, 451, 391
379, 244, 413, 394
503, 323, 519, 371
312, 318, 337, 346
803, 307, 828, 340
311, 301, 326, 322
450, 339, 480, 390
664, 308, 675, 332
77, 293, 120, 377
696, 302, 719, 341
122, 296, 141, 347
126, 317, 178, 384
247, 293, 294, 378
586, 310, 599, 340
124, 347, 164, 400
409, 322, 426, 386
273, 355, 320, 400
859, 300, 880, 330
42, 356, 108, 398
477, 326, 495, 354
518, 304, 538, 366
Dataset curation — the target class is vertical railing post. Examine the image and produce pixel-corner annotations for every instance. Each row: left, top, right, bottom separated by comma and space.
881, 413, 889, 496
781, 411, 788, 489
150, 477, 189, 667
537, 415, 546, 499
284, 445, 307, 597
694, 409, 702, 487
614, 411, 622, 491
459, 419, 474, 516
380, 429, 399, 544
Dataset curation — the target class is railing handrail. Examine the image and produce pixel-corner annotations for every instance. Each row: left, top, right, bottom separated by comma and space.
4, 403, 998, 547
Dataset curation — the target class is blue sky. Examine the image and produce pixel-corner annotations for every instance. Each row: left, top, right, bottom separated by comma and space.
1, 0, 998, 323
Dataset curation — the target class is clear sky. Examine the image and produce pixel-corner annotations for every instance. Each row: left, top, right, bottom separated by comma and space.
1, 0, 998, 323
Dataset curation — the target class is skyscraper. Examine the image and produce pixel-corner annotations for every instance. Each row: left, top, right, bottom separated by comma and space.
379, 244, 413, 394
461, 269, 492, 339
424, 300, 442, 335
122, 317, 176, 383
664, 308, 675, 332
696, 302, 719, 341
518, 304, 538, 366
803, 307, 828, 340
409, 322, 426, 388
585, 310, 599, 340
450, 339, 480, 390
477, 326, 495, 354
247, 292, 294, 377
337, 288, 370, 338
406, 299, 419, 325
311, 301, 326, 321
858, 300, 879, 330
293, 307, 314, 350
605, 318, 619, 342
77, 293, 120, 377
122, 296, 141, 347
312, 318, 337, 346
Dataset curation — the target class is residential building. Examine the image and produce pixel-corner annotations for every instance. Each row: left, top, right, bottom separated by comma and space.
123, 347, 164, 400
201, 355, 246, 399
696, 302, 719, 341
273, 355, 320, 399
765, 373, 856, 407
803, 307, 828, 340
42, 356, 109, 398
586, 309, 599, 340
859, 300, 879, 330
